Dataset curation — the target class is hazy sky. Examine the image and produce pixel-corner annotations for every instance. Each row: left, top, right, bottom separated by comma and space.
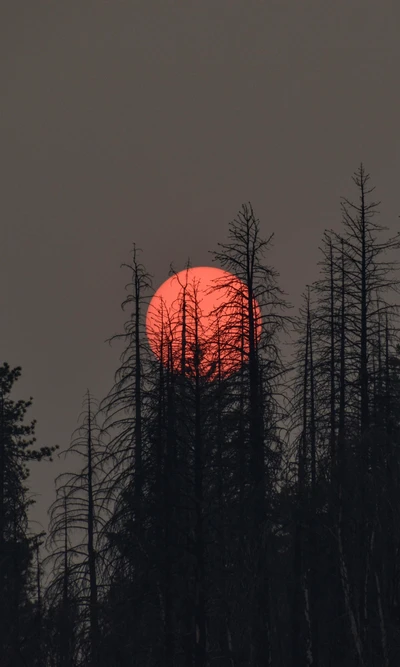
1, 1, 399, 540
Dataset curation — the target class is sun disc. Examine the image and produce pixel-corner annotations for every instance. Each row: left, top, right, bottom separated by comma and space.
146, 266, 261, 379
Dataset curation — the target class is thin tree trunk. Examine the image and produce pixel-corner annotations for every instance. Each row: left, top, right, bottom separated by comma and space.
164, 354, 176, 667
338, 488, 364, 666
87, 393, 100, 666
194, 300, 208, 667
134, 251, 143, 539
375, 570, 389, 667
307, 295, 319, 666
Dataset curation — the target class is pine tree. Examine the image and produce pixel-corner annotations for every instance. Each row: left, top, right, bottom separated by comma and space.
44, 391, 104, 666
0, 362, 57, 666
210, 203, 289, 666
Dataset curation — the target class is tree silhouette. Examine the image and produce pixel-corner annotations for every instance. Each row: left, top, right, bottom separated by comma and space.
0, 362, 57, 666
5, 164, 400, 666
209, 203, 290, 666
44, 391, 106, 666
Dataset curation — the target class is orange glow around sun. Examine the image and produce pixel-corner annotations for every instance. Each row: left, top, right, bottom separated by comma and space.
146, 266, 262, 379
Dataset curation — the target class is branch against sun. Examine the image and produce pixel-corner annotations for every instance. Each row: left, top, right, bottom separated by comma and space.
146, 265, 262, 380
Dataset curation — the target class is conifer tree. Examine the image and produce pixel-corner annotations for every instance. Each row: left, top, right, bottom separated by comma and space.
0, 362, 57, 666
210, 203, 289, 666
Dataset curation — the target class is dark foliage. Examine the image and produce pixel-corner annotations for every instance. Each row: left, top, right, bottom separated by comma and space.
4, 165, 400, 666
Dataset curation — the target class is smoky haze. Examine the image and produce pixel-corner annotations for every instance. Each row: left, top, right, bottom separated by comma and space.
0, 1, 399, 540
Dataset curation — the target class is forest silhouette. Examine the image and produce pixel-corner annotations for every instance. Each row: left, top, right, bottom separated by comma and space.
2, 164, 400, 666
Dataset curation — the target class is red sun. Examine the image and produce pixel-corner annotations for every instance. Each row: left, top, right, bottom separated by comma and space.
146, 266, 261, 379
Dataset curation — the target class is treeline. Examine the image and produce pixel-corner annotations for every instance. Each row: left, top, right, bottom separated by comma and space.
1, 164, 400, 666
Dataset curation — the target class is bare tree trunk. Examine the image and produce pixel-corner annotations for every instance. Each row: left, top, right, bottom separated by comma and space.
375, 571, 389, 667
193, 299, 208, 667
307, 291, 319, 666
133, 247, 143, 540
87, 393, 100, 666
61, 493, 71, 667
303, 572, 313, 666
292, 290, 311, 667
164, 352, 176, 667
338, 488, 365, 666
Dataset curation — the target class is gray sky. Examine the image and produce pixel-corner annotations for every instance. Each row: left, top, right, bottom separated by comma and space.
1, 1, 399, 540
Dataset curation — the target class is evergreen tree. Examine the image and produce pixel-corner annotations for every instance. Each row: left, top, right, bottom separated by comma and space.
0, 362, 57, 666
44, 391, 104, 666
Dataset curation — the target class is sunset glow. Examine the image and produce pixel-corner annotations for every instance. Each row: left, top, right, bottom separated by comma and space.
146, 266, 262, 379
